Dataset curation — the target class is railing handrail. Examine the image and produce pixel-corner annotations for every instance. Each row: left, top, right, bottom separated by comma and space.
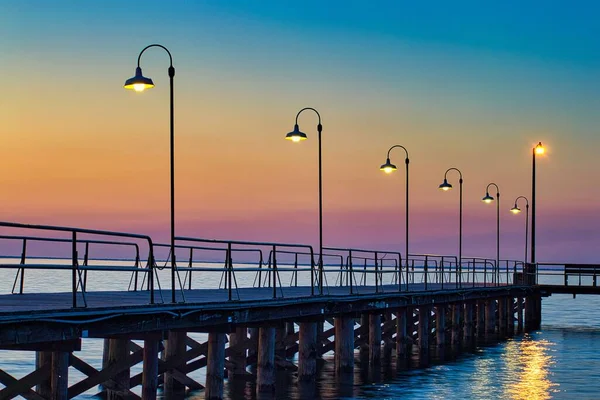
0, 221, 156, 306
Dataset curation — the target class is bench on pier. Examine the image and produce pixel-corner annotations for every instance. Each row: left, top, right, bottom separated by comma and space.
564, 264, 599, 286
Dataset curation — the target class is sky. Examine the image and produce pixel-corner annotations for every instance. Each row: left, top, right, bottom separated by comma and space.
1, 0, 599, 263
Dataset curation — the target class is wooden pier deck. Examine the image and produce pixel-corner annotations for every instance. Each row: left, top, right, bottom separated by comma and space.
0, 222, 546, 399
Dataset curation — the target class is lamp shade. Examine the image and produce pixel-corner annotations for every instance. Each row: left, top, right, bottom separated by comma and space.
535, 142, 545, 155
482, 193, 494, 203
510, 205, 521, 214
380, 158, 397, 174
285, 124, 307, 142
439, 179, 452, 191
124, 67, 155, 92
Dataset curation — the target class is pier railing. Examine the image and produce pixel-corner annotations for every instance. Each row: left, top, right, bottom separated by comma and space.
0, 221, 156, 307
174, 236, 317, 300
0, 221, 534, 309
536, 262, 599, 287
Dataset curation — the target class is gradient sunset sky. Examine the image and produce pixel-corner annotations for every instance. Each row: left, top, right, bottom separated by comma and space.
2, 1, 599, 262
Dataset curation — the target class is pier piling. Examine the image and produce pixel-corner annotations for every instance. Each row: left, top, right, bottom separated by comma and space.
142, 336, 160, 400
205, 332, 226, 400
334, 316, 355, 374
257, 327, 276, 393
418, 306, 430, 353
298, 322, 318, 381
369, 313, 382, 365
435, 305, 446, 348
451, 304, 461, 346
164, 331, 187, 398
396, 308, 410, 358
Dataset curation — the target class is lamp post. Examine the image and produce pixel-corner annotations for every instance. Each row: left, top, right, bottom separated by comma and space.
124, 44, 177, 303
531, 142, 544, 265
380, 145, 409, 290
482, 183, 500, 284
285, 107, 323, 295
510, 196, 529, 264
439, 168, 463, 286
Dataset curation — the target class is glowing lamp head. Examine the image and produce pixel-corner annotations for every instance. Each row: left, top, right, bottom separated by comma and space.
482, 193, 494, 203
380, 158, 397, 174
285, 124, 307, 142
439, 179, 452, 191
510, 205, 521, 214
124, 67, 155, 92
535, 142, 545, 155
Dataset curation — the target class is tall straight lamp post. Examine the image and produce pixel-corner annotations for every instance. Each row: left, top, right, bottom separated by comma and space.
285, 107, 323, 295
124, 44, 177, 303
439, 168, 463, 286
482, 183, 500, 283
510, 196, 529, 264
380, 145, 409, 290
531, 142, 544, 265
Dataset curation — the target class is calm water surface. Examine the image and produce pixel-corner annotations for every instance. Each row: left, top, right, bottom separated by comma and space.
1, 267, 599, 399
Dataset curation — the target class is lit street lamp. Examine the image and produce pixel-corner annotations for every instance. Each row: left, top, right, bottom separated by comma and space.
510, 196, 529, 263
285, 108, 323, 295
439, 168, 463, 286
531, 142, 544, 265
124, 44, 177, 303
482, 183, 500, 283
380, 145, 409, 290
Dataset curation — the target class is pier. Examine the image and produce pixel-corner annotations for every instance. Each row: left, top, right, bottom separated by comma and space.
0, 221, 549, 399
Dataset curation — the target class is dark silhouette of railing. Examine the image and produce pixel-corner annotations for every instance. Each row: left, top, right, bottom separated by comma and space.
0, 222, 534, 310
0, 221, 156, 307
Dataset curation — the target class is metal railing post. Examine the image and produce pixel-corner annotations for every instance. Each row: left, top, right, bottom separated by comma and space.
72, 231, 77, 308
272, 245, 277, 299
148, 244, 155, 304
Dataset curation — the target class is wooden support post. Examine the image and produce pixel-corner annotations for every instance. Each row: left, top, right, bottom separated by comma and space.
359, 314, 369, 359
36, 351, 52, 398
435, 305, 446, 348
498, 297, 507, 337
476, 300, 486, 338
164, 331, 187, 398
517, 297, 524, 333
368, 313, 381, 366
286, 322, 295, 336
100, 339, 110, 392
396, 308, 410, 358
382, 312, 394, 362
228, 327, 247, 378
275, 325, 286, 361
51, 351, 69, 400
485, 299, 496, 336
418, 306, 429, 353
451, 304, 461, 346
257, 327, 276, 393
317, 321, 325, 357
507, 297, 514, 336
463, 302, 475, 344
248, 328, 258, 361
107, 338, 130, 400
334, 316, 355, 374
298, 322, 318, 381
142, 336, 160, 400
535, 294, 542, 330
205, 332, 226, 400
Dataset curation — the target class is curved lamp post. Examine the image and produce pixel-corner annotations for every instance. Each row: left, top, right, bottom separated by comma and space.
124, 44, 177, 303
380, 145, 409, 290
510, 196, 529, 264
285, 107, 323, 295
482, 183, 500, 283
439, 168, 463, 286
531, 142, 544, 265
